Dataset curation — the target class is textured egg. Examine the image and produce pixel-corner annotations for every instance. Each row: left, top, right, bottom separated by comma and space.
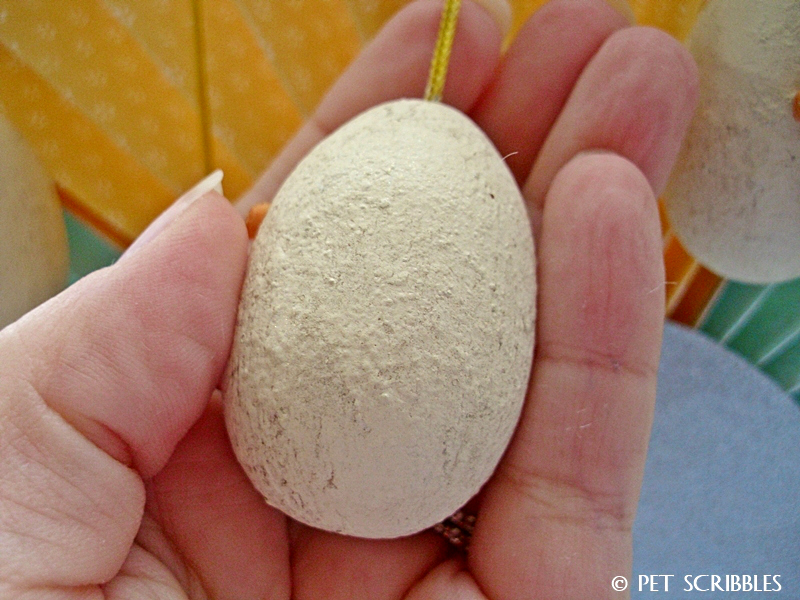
664, 0, 800, 283
224, 99, 536, 538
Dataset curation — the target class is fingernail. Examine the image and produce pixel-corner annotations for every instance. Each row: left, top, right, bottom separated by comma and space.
122, 170, 224, 258
472, 0, 512, 37
603, 0, 636, 24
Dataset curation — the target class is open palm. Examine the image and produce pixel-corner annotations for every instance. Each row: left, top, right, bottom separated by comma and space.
0, 1, 697, 598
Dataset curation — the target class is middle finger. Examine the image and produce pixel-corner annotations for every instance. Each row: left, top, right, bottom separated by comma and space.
470, 0, 631, 185
522, 25, 699, 215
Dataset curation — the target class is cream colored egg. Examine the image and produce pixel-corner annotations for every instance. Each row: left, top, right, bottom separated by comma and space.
225, 99, 536, 538
0, 114, 68, 329
664, 0, 800, 283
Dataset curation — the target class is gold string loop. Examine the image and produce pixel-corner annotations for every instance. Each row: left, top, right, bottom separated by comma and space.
423, 0, 462, 102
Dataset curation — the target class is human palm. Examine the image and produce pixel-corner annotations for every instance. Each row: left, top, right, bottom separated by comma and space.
0, 0, 697, 598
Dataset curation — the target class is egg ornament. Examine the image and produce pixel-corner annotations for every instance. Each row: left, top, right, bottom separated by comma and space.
224, 99, 537, 538
0, 114, 69, 329
664, 0, 800, 283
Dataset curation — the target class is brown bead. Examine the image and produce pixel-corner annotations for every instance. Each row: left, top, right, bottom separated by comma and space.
794, 91, 800, 123
246, 203, 270, 239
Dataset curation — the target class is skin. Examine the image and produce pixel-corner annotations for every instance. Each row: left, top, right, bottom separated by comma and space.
0, 0, 697, 598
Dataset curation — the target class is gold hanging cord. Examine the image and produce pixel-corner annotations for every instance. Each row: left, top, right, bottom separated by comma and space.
423, 0, 462, 102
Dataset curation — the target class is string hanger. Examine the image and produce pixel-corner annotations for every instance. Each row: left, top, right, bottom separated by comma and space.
423, 0, 462, 102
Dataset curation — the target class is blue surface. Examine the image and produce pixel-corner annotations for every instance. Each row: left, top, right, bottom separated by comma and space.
633, 323, 800, 597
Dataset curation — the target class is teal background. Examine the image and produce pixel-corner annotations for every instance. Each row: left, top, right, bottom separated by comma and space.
64, 211, 120, 284
701, 279, 800, 404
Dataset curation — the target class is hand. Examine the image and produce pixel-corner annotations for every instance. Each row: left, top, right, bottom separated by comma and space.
0, 0, 697, 598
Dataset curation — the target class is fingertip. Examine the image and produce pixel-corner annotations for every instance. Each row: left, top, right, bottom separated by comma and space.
136, 190, 248, 277
604, 25, 700, 105
314, 0, 502, 130
471, 0, 629, 184
546, 151, 662, 268
128, 190, 249, 337
524, 23, 700, 207
542, 151, 665, 366
603, 0, 636, 24
551, 151, 657, 217
472, 0, 512, 38
447, 0, 505, 109
242, 0, 504, 216
591, 26, 699, 190
132, 189, 249, 386
173, 191, 249, 269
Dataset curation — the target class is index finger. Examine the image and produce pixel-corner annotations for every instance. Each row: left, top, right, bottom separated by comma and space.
235, 0, 503, 216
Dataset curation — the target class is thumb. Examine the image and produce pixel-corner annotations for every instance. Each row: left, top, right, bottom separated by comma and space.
0, 189, 248, 591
